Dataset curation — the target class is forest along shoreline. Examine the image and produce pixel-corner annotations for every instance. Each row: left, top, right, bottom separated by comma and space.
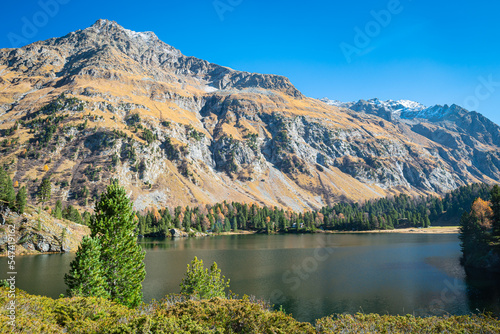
1, 181, 485, 257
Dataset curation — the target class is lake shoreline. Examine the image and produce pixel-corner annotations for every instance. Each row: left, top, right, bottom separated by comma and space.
316, 226, 460, 235
215, 226, 460, 236
1, 226, 459, 257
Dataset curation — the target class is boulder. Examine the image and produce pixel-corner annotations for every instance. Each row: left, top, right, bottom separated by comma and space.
35, 237, 50, 252
169, 228, 188, 238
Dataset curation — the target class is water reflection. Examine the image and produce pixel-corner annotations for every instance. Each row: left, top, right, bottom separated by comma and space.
465, 268, 500, 315
1, 233, 499, 323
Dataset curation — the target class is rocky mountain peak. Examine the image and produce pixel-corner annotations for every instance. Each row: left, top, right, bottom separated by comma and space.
0, 19, 303, 97
71, 18, 181, 57
90, 18, 119, 29
85, 19, 160, 46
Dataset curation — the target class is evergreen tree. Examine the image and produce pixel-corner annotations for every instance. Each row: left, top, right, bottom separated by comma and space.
490, 185, 500, 237
82, 211, 92, 225
64, 236, 109, 298
5, 175, 15, 209
0, 168, 16, 209
91, 181, 146, 307
62, 205, 83, 224
180, 256, 230, 299
459, 210, 489, 265
53, 200, 63, 219
15, 186, 27, 214
424, 216, 431, 228
232, 216, 238, 232
38, 177, 51, 206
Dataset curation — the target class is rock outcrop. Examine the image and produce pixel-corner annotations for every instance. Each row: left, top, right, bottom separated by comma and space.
0, 206, 89, 256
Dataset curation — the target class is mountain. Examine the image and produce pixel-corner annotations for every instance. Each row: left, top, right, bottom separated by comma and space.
320, 98, 427, 121
1, 20, 499, 212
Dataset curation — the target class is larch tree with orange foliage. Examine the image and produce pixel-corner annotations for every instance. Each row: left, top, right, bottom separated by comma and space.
471, 198, 493, 230
151, 207, 162, 223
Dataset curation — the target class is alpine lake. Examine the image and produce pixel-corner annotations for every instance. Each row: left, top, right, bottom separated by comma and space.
2, 233, 500, 323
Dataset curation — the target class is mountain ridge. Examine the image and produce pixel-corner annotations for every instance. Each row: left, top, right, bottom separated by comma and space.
0, 20, 499, 212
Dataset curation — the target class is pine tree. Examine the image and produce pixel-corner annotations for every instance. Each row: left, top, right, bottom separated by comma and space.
490, 185, 500, 237
62, 205, 83, 224
180, 256, 230, 299
0, 168, 16, 209
38, 177, 51, 206
232, 216, 238, 232
64, 236, 109, 299
53, 200, 63, 219
82, 211, 92, 225
459, 210, 489, 265
424, 216, 431, 228
16, 186, 27, 214
0, 168, 6, 201
91, 181, 146, 307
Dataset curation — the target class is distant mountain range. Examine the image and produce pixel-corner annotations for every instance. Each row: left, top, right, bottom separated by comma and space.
321, 98, 426, 120
0, 19, 499, 212
321, 98, 500, 147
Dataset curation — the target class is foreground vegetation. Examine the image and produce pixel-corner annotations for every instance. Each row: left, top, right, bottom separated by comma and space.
65, 181, 145, 307
1, 288, 499, 333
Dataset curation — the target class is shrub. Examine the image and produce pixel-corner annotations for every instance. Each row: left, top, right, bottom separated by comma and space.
180, 257, 230, 299
1, 289, 499, 333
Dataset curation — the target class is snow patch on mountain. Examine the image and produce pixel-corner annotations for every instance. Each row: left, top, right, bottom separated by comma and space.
400, 104, 465, 121
319, 98, 345, 107
321, 97, 426, 115
320, 97, 471, 123
123, 29, 158, 44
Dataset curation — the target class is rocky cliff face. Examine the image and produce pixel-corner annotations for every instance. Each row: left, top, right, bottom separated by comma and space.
0, 206, 89, 256
0, 20, 499, 213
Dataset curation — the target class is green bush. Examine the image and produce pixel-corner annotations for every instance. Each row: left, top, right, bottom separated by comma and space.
142, 128, 157, 144
315, 313, 500, 334
180, 257, 230, 299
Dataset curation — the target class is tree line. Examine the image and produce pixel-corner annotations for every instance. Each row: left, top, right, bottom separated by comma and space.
135, 183, 492, 235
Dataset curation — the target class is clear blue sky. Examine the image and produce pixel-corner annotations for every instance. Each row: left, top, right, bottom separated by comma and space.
1, 0, 500, 125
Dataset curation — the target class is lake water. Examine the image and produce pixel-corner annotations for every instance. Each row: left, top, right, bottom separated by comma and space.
2, 233, 500, 322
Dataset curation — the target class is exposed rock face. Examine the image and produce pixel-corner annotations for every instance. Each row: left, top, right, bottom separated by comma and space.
0, 19, 500, 213
169, 228, 188, 238
0, 207, 88, 256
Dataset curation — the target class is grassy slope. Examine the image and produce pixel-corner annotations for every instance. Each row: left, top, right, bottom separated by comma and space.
0, 289, 499, 333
